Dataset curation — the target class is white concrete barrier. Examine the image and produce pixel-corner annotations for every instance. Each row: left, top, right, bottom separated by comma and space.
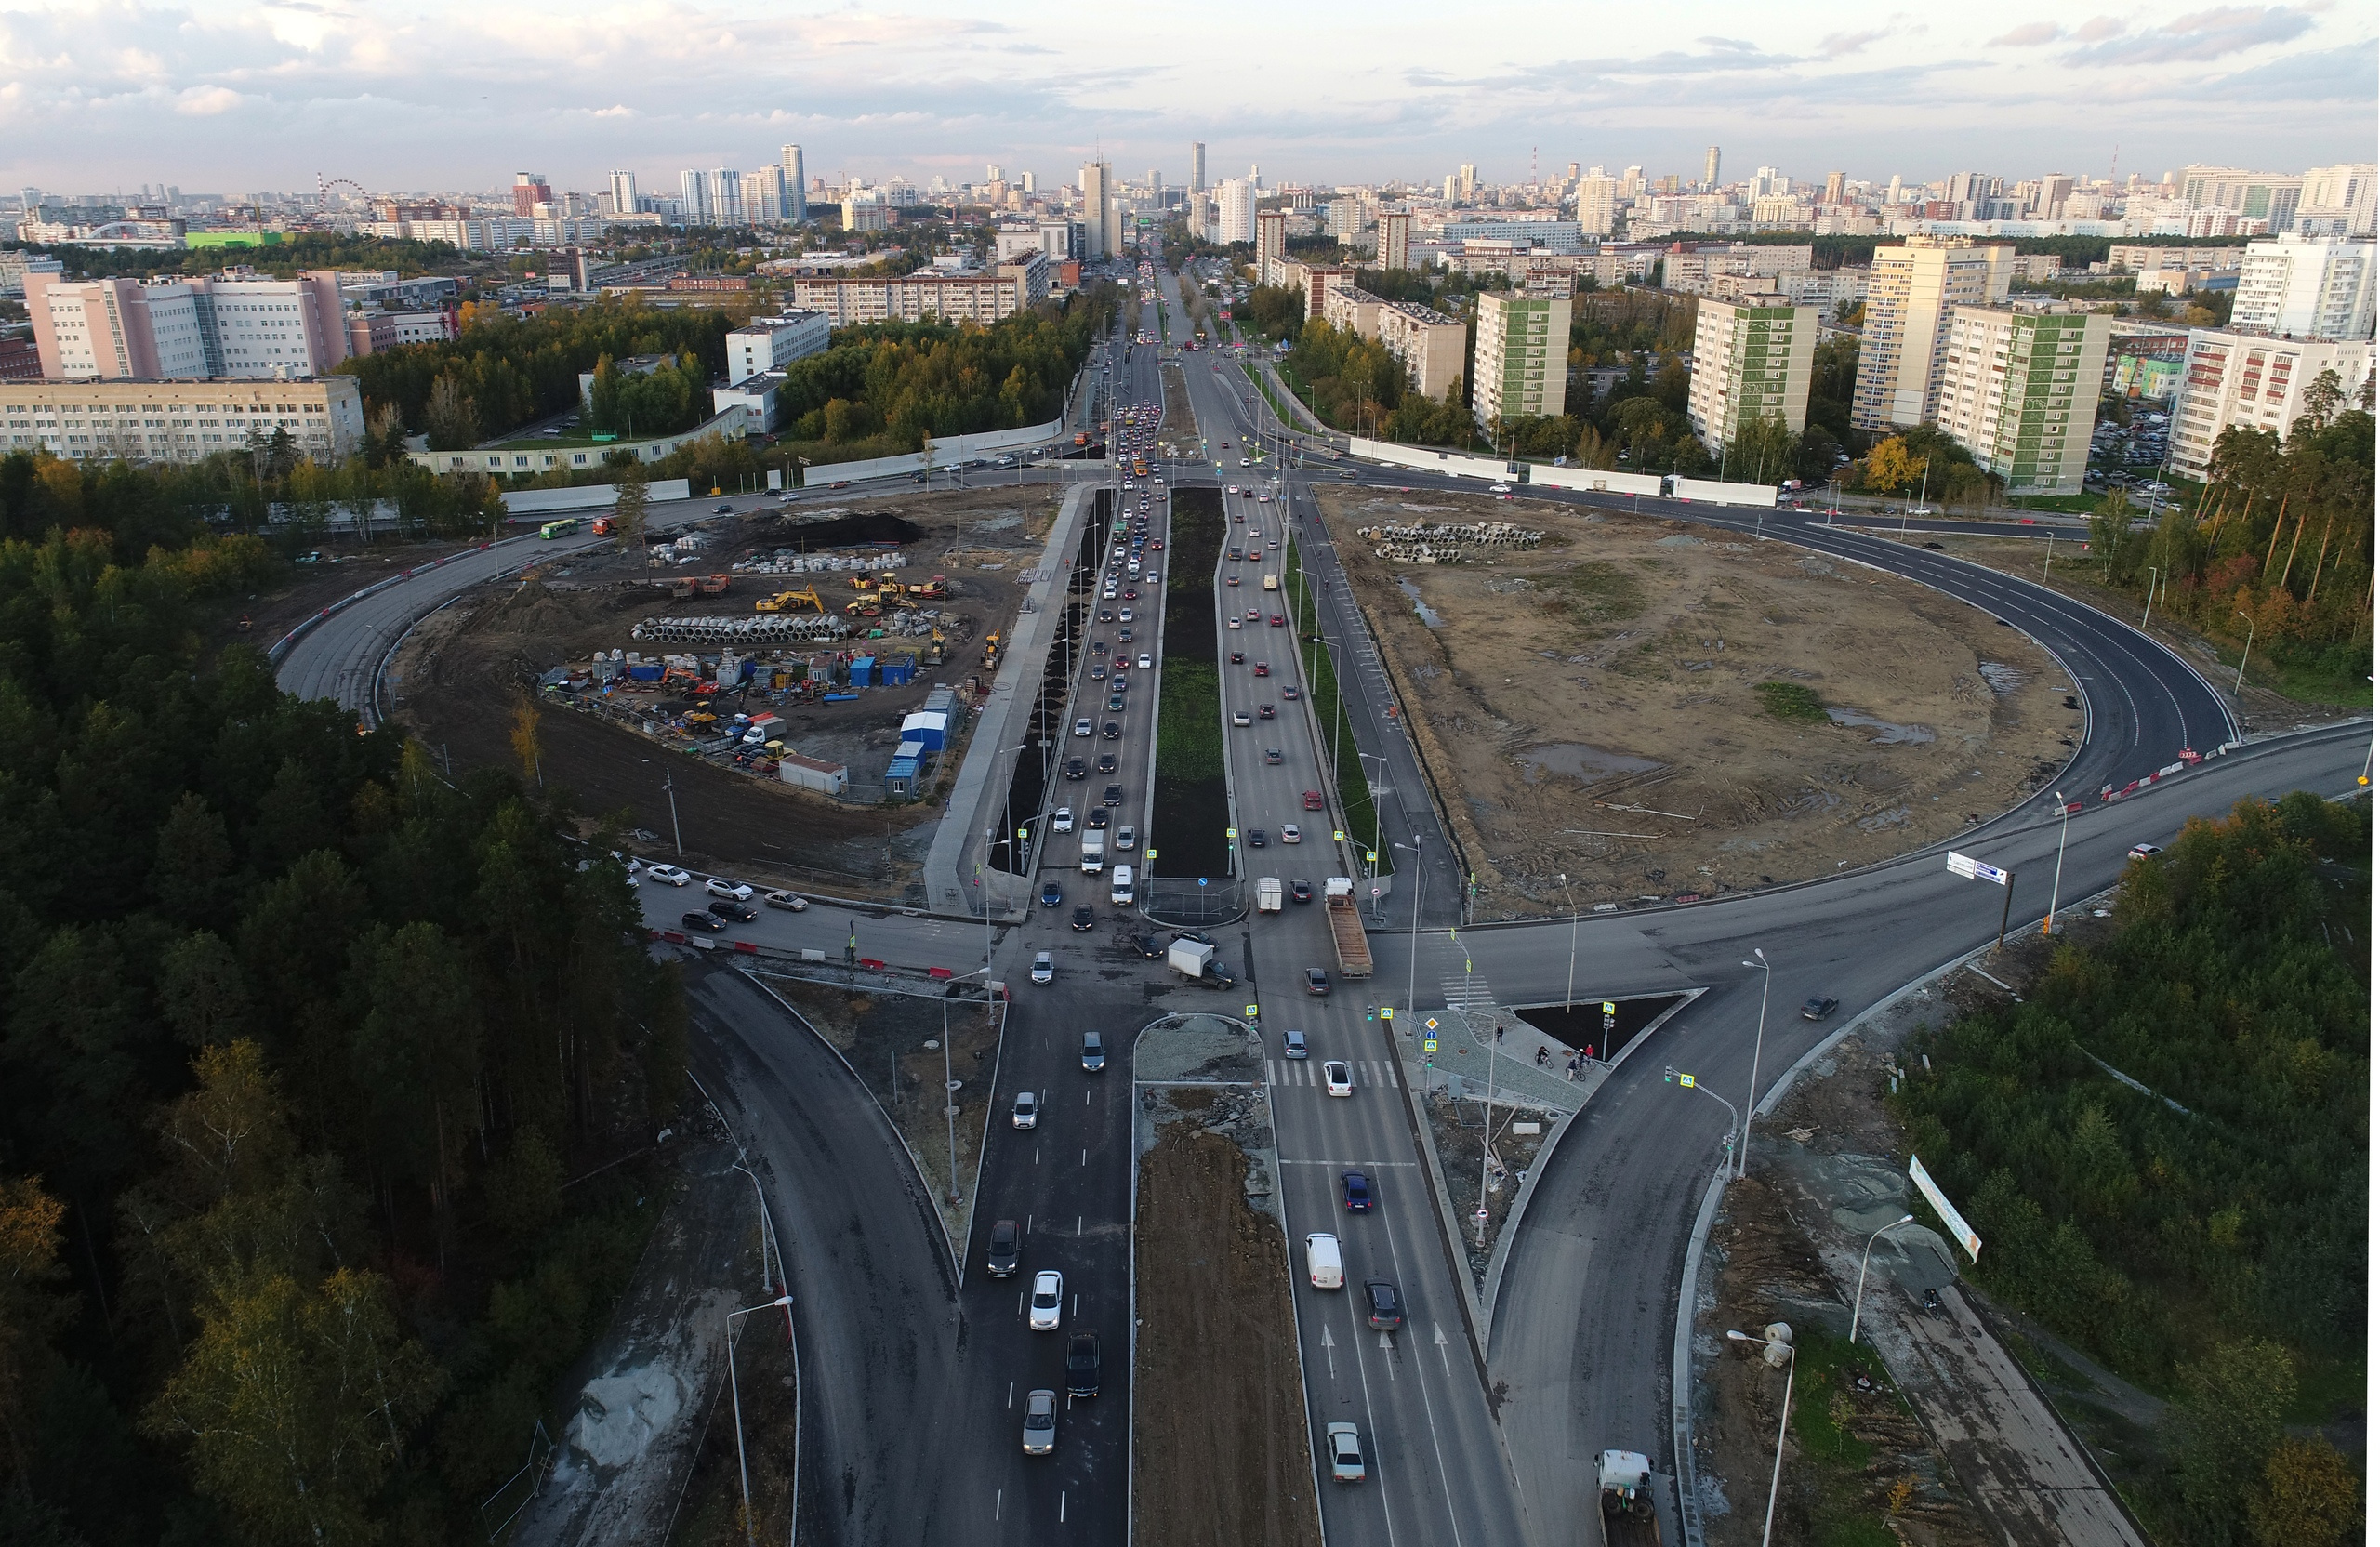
502, 479, 693, 514
1668, 476, 1779, 509
1527, 466, 1666, 496
1347, 435, 1509, 481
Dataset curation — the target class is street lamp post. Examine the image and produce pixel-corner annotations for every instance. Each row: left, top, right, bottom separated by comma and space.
2232, 609, 2256, 695
725, 1293, 795, 1547
1558, 872, 1580, 1012
2043, 790, 2069, 937
1395, 837, 1425, 1030
2141, 566, 2160, 629
1739, 948, 1770, 1177
1849, 1214, 1916, 1345
1726, 1329, 1798, 1547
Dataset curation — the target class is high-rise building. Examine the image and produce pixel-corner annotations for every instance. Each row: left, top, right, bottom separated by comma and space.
1686, 298, 1818, 456
679, 169, 706, 224
512, 172, 552, 217
2179, 165, 2303, 228
1146, 168, 1161, 198
1472, 288, 1571, 430
781, 146, 808, 222
1190, 142, 1206, 192
1327, 199, 1362, 243
1458, 164, 1478, 200
742, 166, 792, 223
1821, 171, 1845, 205
26, 270, 350, 380
1079, 161, 1114, 260
1021, 171, 1038, 194
2296, 163, 2375, 236
1379, 210, 1412, 272
2167, 330, 2376, 476
1702, 147, 1721, 190
1851, 236, 2015, 430
1256, 210, 1287, 281
1576, 176, 1618, 238
2229, 233, 2376, 340
1214, 178, 1255, 245
1933, 306, 2110, 495
607, 171, 639, 218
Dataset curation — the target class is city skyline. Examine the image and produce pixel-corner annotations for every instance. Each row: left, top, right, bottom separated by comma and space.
0, 1, 2371, 194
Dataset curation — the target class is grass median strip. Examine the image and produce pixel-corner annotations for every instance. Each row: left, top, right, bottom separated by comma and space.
1155, 486, 1229, 877
1283, 534, 1387, 874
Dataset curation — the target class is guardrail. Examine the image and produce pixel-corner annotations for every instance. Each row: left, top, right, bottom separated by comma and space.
268, 537, 511, 667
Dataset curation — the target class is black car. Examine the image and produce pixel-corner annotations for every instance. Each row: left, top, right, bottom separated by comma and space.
1103, 783, 1124, 806
1248, 828, 1267, 849
707, 899, 758, 922
1230, 651, 1245, 664
1072, 905, 1096, 932
1087, 807, 1110, 829
1041, 880, 1064, 906
680, 911, 726, 933
1096, 752, 1118, 774
986, 1218, 1021, 1277
1066, 1329, 1103, 1396
1364, 1278, 1403, 1330
1107, 694, 1127, 712
1264, 747, 1284, 765
1130, 933, 1168, 959
1305, 968, 1330, 995
1801, 996, 1840, 1021
1289, 878, 1314, 904
1102, 721, 1122, 739
1173, 930, 1214, 947
1064, 758, 1088, 780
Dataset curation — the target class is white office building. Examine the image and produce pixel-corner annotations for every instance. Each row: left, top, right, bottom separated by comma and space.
1213, 178, 1255, 245
606, 171, 638, 218
725, 311, 831, 384
2228, 234, 2375, 341
2167, 330, 2376, 477
781, 146, 809, 222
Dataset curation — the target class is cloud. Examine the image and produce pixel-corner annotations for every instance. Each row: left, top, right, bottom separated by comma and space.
2059, 6, 2315, 63
174, 84, 245, 115
1820, 27, 1891, 56
2191, 40, 2380, 98
2072, 16, 2128, 39
1988, 22, 2063, 45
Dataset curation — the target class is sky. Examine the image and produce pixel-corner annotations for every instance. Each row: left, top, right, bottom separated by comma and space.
0, 1, 2373, 198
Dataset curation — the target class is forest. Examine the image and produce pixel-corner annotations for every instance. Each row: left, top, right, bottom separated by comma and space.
1897, 793, 2367, 1547
15, 232, 464, 283
769, 287, 1116, 465
0, 502, 686, 1545
581, 350, 714, 439
339, 299, 736, 450
1277, 315, 1478, 448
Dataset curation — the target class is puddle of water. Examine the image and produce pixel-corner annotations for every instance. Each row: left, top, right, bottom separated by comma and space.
1395, 577, 1445, 628
1515, 743, 1663, 783
1827, 708, 1936, 745
1977, 662, 2023, 695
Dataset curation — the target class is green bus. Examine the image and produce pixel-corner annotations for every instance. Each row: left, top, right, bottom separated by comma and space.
539, 518, 580, 539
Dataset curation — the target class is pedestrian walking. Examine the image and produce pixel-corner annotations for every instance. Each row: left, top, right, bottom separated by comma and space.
1495, 1024, 1505, 1045
1535, 1044, 1549, 1067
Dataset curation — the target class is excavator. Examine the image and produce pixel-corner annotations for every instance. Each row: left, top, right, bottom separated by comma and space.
754, 585, 826, 614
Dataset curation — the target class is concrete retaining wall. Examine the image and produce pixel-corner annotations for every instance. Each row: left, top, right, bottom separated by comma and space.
1347, 435, 1508, 481
502, 479, 693, 514
1669, 475, 1779, 509
1528, 465, 1665, 496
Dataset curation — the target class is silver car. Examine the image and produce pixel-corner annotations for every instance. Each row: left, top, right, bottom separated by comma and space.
1023, 1388, 1057, 1455
1029, 1270, 1064, 1330
1326, 1421, 1365, 1481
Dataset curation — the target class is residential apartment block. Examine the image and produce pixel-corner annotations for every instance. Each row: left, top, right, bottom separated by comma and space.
1685, 299, 1818, 455
786, 256, 1048, 326
27, 270, 350, 380
1933, 306, 2110, 494
2166, 330, 2377, 477
725, 311, 831, 384
1850, 237, 2014, 430
1321, 287, 1466, 402
0, 376, 365, 462
2228, 234, 2375, 341
1472, 289, 1570, 429
1379, 210, 1412, 272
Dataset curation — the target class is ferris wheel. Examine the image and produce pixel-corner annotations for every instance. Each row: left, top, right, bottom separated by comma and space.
316, 175, 368, 209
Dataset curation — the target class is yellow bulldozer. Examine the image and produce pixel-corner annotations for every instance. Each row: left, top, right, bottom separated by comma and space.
754, 585, 826, 614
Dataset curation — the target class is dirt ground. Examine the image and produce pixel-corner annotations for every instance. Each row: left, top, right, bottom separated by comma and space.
390, 486, 1065, 896
1133, 1103, 1323, 1547
1314, 488, 2081, 914
1424, 1091, 1551, 1291
1160, 362, 1199, 445
1702, 1174, 1993, 1547
1926, 532, 2370, 734
754, 974, 1003, 1253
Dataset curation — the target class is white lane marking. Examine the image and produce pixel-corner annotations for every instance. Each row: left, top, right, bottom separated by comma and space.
1434, 1323, 1452, 1379
1321, 1322, 1338, 1378
996, 1488, 1003, 1519
1376, 1188, 1468, 1547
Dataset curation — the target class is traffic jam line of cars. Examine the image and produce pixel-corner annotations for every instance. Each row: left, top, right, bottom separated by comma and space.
632, 859, 809, 938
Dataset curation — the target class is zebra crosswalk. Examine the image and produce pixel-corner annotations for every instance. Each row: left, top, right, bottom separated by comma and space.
1265, 1059, 1401, 1089
1441, 973, 1497, 1011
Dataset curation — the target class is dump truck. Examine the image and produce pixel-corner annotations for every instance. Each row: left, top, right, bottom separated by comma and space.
1323, 878, 1374, 978
1256, 877, 1283, 913
1167, 939, 1235, 990
1595, 1450, 1660, 1547
657, 575, 730, 601
755, 586, 826, 614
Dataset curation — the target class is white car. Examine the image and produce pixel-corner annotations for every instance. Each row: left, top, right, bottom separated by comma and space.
1023, 1389, 1057, 1455
643, 864, 692, 886
1488, 483, 1512, 494
1117, 825, 1136, 849
1137, 653, 1153, 669
1031, 951, 1055, 985
1280, 824, 1301, 844
1326, 1421, 1366, 1482
1118, 609, 1133, 623
705, 878, 754, 902
1323, 1060, 1354, 1097
1013, 1089, 1040, 1127
761, 890, 808, 911
1074, 718, 1094, 737
1052, 806, 1076, 833
1029, 1271, 1064, 1330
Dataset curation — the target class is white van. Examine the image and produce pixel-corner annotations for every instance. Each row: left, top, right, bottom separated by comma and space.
1305, 1233, 1344, 1289
1110, 863, 1135, 906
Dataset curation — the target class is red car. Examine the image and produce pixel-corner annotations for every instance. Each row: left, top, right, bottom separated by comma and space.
1302, 790, 1324, 810
1253, 661, 1270, 677
1270, 614, 1286, 627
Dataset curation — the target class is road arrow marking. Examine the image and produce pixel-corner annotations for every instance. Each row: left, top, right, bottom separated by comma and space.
1379, 1329, 1398, 1377
1320, 1324, 1337, 1378
1434, 1323, 1452, 1378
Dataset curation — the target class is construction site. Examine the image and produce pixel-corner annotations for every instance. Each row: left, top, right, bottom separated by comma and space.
1312, 487, 2082, 914
389, 486, 1064, 899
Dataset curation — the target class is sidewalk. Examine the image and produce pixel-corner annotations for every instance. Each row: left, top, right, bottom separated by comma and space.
919, 482, 1092, 919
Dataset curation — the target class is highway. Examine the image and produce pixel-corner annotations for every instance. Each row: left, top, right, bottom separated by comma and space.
267, 259, 2372, 1547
